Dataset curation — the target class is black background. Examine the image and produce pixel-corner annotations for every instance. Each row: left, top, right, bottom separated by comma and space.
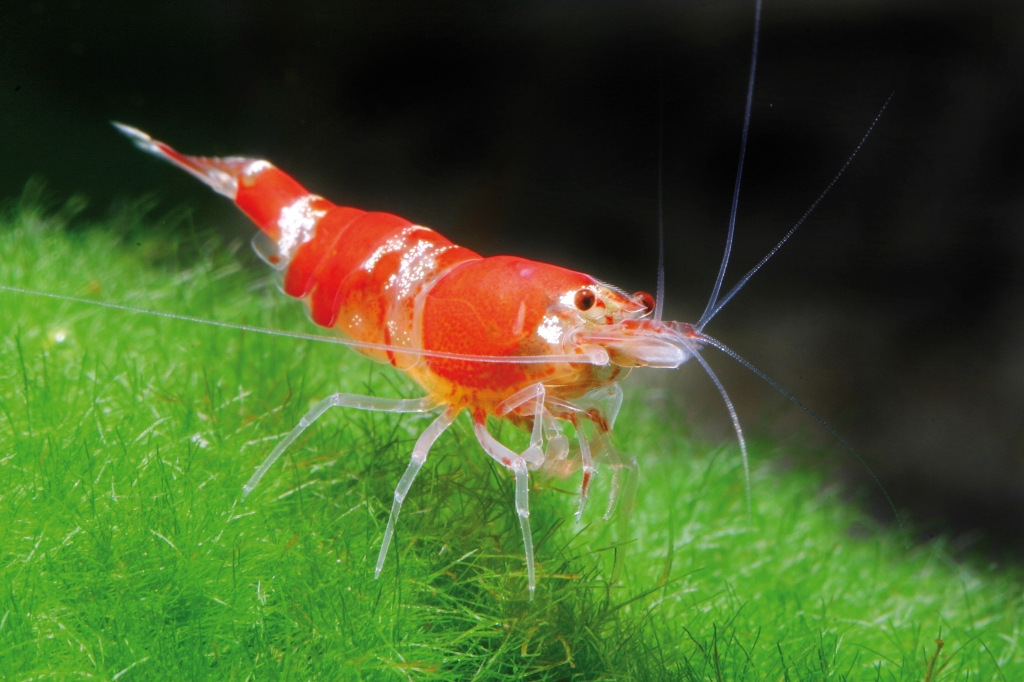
3, 0, 1024, 556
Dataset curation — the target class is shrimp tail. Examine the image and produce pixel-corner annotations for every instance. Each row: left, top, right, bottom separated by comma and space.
112, 122, 311, 244
112, 122, 245, 199
112, 122, 480, 345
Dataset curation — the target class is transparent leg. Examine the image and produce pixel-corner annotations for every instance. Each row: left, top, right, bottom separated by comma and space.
242, 393, 437, 498
584, 384, 623, 430
512, 458, 536, 600
473, 416, 538, 599
544, 398, 598, 522
495, 383, 544, 416
548, 393, 633, 522
496, 383, 547, 470
585, 431, 622, 520
375, 406, 459, 578
542, 412, 570, 465
524, 390, 546, 469
620, 455, 640, 518
602, 450, 640, 520
605, 468, 623, 521
575, 427, 595, 523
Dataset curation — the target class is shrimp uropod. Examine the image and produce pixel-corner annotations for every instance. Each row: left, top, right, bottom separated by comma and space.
99, 1, 891, 601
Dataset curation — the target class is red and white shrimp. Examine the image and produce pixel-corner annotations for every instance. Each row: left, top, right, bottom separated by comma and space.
111, 121, 710, 599
101, 1, 894, 600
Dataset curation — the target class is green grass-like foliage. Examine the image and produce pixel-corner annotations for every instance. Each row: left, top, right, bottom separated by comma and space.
1, 192, 1023, 680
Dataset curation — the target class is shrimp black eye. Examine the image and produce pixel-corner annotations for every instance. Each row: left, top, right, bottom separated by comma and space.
635, 291, 655, 314
574, 288, 596, 311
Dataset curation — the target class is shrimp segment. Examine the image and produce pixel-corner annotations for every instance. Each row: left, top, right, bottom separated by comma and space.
115, 124, 716, 599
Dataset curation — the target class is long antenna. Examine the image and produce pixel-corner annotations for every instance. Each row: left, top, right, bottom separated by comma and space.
654, 71, 666, 322
0, 284, 608, 366
697, 93, 894, 330
684, 339, 752, 515
695, 330, 904, 532
697, 0, 763, 329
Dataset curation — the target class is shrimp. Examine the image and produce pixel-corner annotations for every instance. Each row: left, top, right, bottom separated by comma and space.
111, 121, 694, 600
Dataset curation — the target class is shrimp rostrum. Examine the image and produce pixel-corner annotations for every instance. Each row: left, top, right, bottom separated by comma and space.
112, 101, 882, 598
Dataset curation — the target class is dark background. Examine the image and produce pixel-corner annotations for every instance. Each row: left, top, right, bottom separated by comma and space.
3, 0, 1024, 556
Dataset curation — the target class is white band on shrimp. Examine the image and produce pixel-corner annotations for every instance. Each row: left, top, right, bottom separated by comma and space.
276, 194, 327, 264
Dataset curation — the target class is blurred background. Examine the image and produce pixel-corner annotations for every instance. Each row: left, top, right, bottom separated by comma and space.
2, 0, 1023, 556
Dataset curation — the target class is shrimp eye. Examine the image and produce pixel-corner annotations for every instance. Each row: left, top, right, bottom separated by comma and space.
634, 291, 656, 314
574, 288, 596, 311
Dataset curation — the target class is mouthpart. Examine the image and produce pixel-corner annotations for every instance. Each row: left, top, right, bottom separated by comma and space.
568, 320, 702, 369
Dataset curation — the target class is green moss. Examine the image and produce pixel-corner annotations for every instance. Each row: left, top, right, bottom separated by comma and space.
1, 199, 1021, 680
